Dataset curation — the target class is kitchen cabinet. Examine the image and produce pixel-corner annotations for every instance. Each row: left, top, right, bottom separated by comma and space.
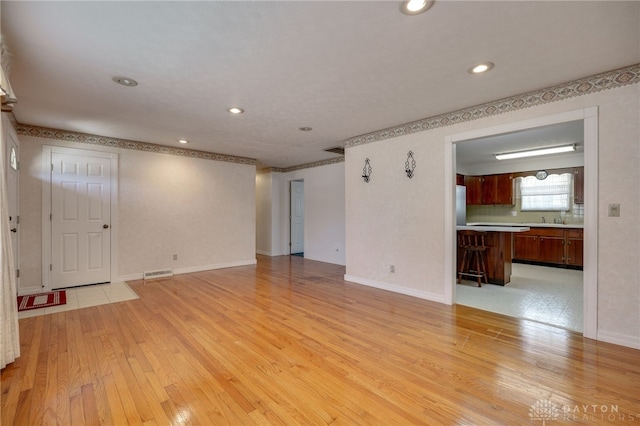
457, 230, 514, 285
513, 227, 583, 268
513, 233, 539, 262
573, 167, 584, 204
565, 229, 584, 267
483, 174, 514, 205
456, 174, 465, 186
464, 173, 513, 206
464, 175, 483, 205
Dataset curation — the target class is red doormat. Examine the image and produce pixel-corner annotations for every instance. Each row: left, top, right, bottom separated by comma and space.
17, 291, 66, 311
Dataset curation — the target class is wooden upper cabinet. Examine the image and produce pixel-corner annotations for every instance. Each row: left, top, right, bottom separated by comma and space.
463, 173, 513, 205
483, 174, 514, 205
574, 167, 584, 204
456, 174, 465, 186
464, 175, 483, 205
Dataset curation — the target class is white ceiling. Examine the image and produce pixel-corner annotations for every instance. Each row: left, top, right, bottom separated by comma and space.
2, 1, 639, 169
456, 120, 584, 172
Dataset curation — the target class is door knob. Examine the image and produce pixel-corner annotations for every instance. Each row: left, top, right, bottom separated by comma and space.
10, 228, 17, 233
103, 224, 109, 229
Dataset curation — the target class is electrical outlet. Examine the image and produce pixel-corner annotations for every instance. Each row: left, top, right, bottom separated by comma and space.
173, 254, 178, 261
335, 245, 339, 252
389, 264, 395, 273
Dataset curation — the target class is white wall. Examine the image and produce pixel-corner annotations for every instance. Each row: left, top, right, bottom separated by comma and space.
255, 161, 346, 266
345, 83, 640, 348
18, 135, 256, 291
255, 171, 272, 255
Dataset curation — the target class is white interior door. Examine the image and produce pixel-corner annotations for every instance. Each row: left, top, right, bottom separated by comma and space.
5, 120, 20, 290
290, 180, 304, 254
50, 152, 111, 288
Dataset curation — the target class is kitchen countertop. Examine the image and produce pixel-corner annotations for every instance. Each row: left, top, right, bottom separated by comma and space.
457, 225, 530, 232
466, 222, 584, 229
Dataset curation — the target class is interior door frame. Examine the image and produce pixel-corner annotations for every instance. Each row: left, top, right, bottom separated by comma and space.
4, 115, 20, 291
42, 145, 119, 291
443, 107, 599, 340
289, 179, 304, 255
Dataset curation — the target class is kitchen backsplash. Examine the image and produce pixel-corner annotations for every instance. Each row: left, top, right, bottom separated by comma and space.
467, 200, 584, 224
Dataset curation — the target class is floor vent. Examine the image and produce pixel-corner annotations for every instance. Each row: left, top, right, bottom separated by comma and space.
143, 269, 173, 280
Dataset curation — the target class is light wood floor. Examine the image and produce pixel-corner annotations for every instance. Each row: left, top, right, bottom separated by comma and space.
2, 255, 639, 425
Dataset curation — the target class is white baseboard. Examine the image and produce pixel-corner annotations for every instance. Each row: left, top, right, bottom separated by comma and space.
117, 259, 257, 283
304, 252, 346, 266
343, 274, 446, 304
118, 273, 144, 282
256, 250, 290, 257
597, 329, 640, 350
174, 259, 257, 275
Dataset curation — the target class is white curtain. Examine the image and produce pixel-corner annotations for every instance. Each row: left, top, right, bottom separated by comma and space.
520, 173, 572, 211
1, 65, 20, 369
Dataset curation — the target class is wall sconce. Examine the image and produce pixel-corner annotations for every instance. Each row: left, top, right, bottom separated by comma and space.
405, 151, 416, 179
362, 158, 372, 183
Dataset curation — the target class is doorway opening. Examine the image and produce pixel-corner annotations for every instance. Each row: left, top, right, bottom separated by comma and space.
444, 108, 599, 339
290, 180, 304, 256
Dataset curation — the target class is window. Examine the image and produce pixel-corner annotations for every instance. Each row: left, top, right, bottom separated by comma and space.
520, 173, 572, 211
10, 146, 17, 170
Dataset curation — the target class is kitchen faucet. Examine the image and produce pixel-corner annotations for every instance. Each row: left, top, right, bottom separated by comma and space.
541, 216, 546, 223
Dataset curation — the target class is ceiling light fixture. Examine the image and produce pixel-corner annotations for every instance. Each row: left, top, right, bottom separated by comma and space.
495, 144, 576, 160
400, 0, 434, 15
299, 127, 313, 131
178, 139, 189, 144
228, 107, 244, 114
468, 62, 494, 74
112, 76, 138, 87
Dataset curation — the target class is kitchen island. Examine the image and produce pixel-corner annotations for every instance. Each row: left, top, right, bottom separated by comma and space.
456, 225, 530, 285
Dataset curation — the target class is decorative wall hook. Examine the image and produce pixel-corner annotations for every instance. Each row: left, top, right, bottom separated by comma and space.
405, 151, 416, 179
362, 158, 372, 183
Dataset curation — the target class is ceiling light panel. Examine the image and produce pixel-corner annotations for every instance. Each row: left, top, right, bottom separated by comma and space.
495, 144, 576, 160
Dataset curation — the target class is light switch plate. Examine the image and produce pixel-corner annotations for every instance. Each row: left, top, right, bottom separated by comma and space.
608, 203, 620, 217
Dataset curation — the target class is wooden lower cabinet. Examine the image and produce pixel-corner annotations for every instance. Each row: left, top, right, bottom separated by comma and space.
565, 229, 584, 267
513, 227, 583, 268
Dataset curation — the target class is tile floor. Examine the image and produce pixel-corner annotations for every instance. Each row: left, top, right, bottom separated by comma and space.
456, 263, 584, 332
18, 281, 139, 319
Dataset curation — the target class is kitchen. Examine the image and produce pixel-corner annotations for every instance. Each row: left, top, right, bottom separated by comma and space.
455, 119, 584, 332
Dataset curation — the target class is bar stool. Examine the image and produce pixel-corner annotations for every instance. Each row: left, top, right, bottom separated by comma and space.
457, 231, 488, 287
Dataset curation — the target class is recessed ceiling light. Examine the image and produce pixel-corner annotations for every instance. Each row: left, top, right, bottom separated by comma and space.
299, 127, 313, 132
228, 107, 244, 114
495, 144, 576, 160
468, 62, 494, 74
178, 139, 189, 144
400, 0, 434, 15
112, 76, 138, 87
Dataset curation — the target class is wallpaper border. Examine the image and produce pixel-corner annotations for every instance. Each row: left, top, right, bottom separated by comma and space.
14, 63, 639, 169
15, 124, 256, 166
345, 63, 640, 148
